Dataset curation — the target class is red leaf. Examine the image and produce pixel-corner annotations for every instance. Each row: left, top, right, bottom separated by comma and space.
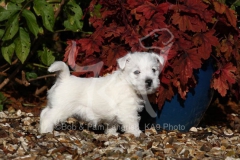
77, 36, 103, 55
131, 0, 169, 16
136, 1, 157, 19
151, 13, 166, 29
173, 48, 201, 85
167, 48, 178, 60
102, 10, 117, 19
127, 0, 148, 8
64, 40, 80, 68
105, 24, 125, 38
193, 30, 219, 59
156, 2, 170, 14
130, 42, 145, 52
139, 18, 153, 35
202, 10, 214, 23
232, 37, 240, 59
124, 31, 139, 45
221, 63, 237, 84
102, 43, 127, 67
225, 7, 237, 27
212, 77, 229, 96
220, 38, 234, 60
213, 1, 226, 14
89, 17, 104, 29
212, 63, 237, 96
171, 13, 206, 32
179, 0, 208, 14
172, 78, 189, 99
170, 0, 208, 20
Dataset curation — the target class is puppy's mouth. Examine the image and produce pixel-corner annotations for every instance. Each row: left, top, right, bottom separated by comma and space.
146, 86, 152, 90
146, 87, 155, 93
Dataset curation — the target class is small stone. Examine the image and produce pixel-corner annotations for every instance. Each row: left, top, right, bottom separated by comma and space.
26, 112, 34, 116
168, 132, 177, 136
189, 127, 198, 132
0, 112, 7, 118
221, 139, 230, 147
8, 107, 15, 113
145, 128, 157, 136
224, 128, 234, 136
200, 143, 212, 152
16, 109, 22, 116
164, 147, 174, 154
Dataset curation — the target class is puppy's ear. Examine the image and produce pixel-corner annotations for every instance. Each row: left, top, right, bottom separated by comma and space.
117, 53, 131, 70
153, 53, 165, 65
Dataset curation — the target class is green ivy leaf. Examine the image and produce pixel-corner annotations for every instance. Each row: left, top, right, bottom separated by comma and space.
22, 9, 39, 37
1, 41, 15, 64
63, 0, 83, 32
26, 72, 38, 80
2, 13, 19, 41
38, 47, 55, 66
33, 0, 55, 32
14, 27, 30, 63
0, 2, 20, 22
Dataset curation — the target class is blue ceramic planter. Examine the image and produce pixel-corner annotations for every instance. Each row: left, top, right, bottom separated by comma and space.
155, 62, 214, 132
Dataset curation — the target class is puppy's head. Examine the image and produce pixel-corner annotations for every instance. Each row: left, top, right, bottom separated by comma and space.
117, 52, 164, 95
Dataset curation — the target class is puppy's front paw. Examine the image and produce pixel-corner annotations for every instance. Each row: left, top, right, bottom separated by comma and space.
105, 127, 118, 136
132, 130, 142, 137
125, 129, 142, 137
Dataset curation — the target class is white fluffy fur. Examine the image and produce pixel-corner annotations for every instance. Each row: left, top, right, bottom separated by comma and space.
40, 52, 164, 136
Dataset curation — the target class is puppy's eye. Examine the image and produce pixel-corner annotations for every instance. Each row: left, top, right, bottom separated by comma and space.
134, 70, 140, 75
152, 68, 156, 73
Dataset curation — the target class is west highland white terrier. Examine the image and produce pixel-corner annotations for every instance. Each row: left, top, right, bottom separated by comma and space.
39, 52, 164, 137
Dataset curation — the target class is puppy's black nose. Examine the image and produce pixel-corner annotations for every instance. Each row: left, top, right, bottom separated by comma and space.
145, 79, 152, 87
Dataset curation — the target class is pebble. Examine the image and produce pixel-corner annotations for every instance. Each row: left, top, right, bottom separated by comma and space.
189, 127, 198, 132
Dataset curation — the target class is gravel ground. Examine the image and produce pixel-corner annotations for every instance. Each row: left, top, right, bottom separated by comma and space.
0, 110, 240, 160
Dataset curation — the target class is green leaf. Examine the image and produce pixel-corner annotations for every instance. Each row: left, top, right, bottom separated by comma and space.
14, 27, 30, 63
0, 92, 7, 102
33, 0, 55, 32
233, 0, 240, 6
10, 0, 25, 3
231, 5, 236, 10
22, 9, 39, 37
63, 20, 83, 32
0, 104, 3, 111
26, 72, 38, 80
0, 29, 4, 39
63, 0, 83, 32
0, 2, 21, 22
2, 13, 19, 41
38, 47, 55, 66
90, 4, 102, 18
1, 41, 15, 64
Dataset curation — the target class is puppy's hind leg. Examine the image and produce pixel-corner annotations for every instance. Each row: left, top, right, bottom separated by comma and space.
39, 107, 67, 134
40, 107, 53, 133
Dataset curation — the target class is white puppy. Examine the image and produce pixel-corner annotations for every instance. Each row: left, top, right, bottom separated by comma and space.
40, 52, 164, 136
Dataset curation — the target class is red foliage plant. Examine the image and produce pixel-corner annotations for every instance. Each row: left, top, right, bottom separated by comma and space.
64, 0, 240, 109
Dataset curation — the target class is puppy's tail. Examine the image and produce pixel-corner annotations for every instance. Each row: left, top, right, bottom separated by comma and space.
48, 61, 70, 79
